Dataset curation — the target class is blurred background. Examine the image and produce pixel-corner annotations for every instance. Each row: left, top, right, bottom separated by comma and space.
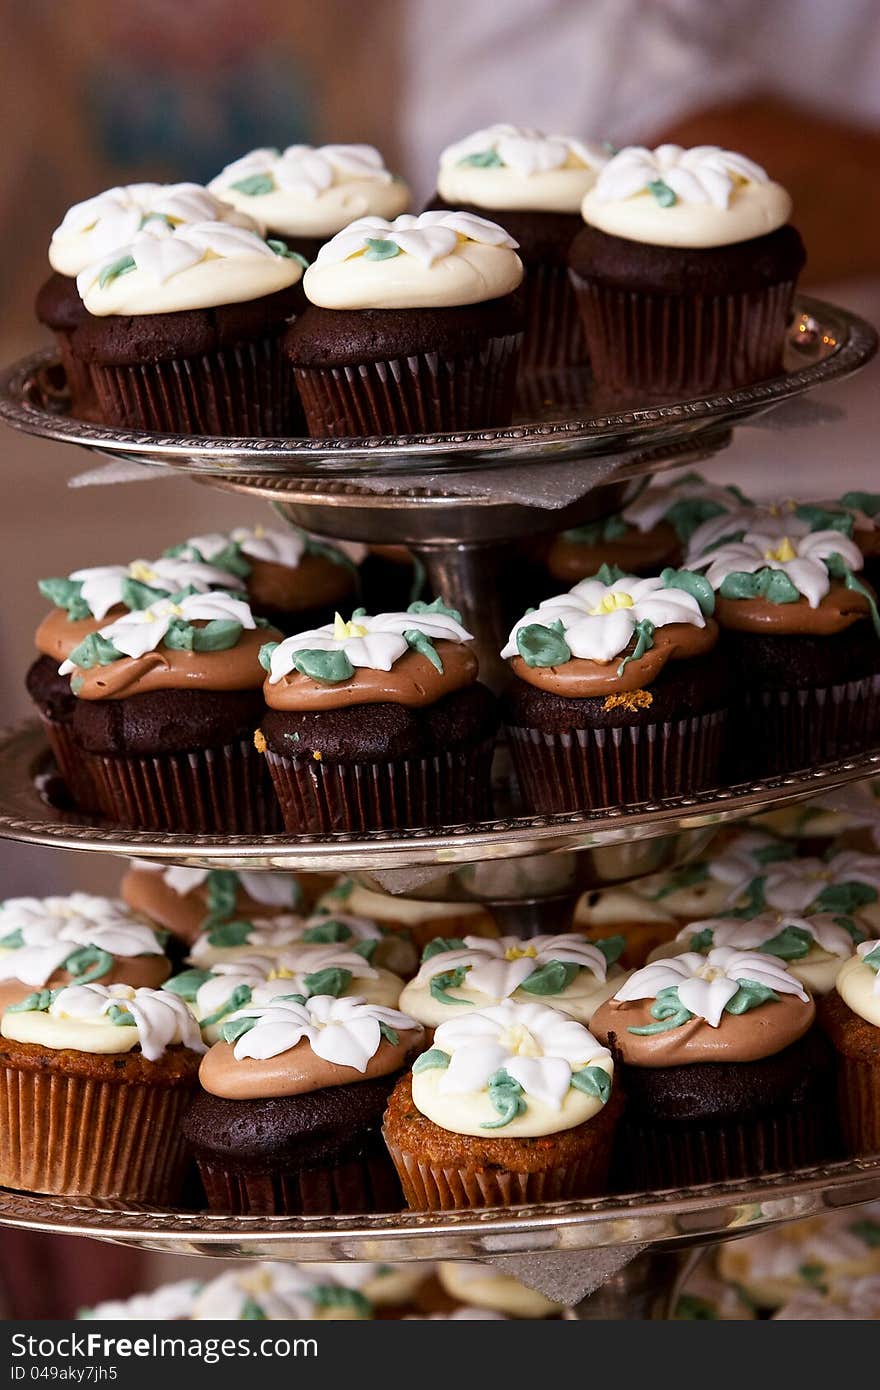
1, 0, 879, 1316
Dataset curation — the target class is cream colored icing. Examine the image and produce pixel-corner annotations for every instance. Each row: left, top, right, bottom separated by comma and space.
573, 887, 678, 931
582, 144, 791, 247
1, 982, 204, 1059
718, 1206, 880, 1307
437, 123, 604, 213
316, 879, 490, 928
410, 999, 613, 1138
302, 211, 523, 310
187, 911, 389, 969
77, 221, 303, 316
836, 946, 880, 1026
436, 1262, 563, 1318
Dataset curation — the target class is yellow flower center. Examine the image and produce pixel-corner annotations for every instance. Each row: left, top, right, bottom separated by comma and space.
698, 964, 725, 982
504, 944, 538, 962
129, 560, 157, 584
499, 1023, 543, 1058
269, 966, 296, 980
590, 591, 634, 616
333, 612, 368, 640
764, 537, 797, 563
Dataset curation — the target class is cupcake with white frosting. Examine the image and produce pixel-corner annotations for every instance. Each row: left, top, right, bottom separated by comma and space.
186, 909, 416, 979
435, 1261, 565, 1318
431, 123, 605, 366
68, 219, 306, 435
285, 210, 524, 436
190, 1263, 373, 1321
569, 144, 805, 398
209, 144, 410, 261
718, 1204, 880, 1309
0, 982, 204, 1200
819, 939, 880, 1154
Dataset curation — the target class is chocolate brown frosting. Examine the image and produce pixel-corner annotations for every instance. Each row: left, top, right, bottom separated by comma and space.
509, 619, 718, 697
547, 523, 679, 584
264, 640, 478, 711
248, 554, 353, 612
591, 992, 814, 1067
35, 607, 123, 662
198, 1026, 424, 1099
68, 625, 281, 700
715, 583, 870, 635
0, 954, 170, 1017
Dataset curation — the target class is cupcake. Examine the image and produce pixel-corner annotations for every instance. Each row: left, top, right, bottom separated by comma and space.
186, 910, 417, 986
719, 848, 880, 932
501, 566, 726, 813
570, 144, 805, 398
773, 1277, 880, 1320
69, 220, 306, 434
399, 932, 626, 1030
183, 993, 423, 1214
435, 1262, 565, 1319
718, 1205, 880, 1309
684, 493, 880, 582
0, 982, 204, 1199
121, 863, 324, 946
285, 211, 524, 436
258, 601, 498, 833
38, 181, 260, 413
819, 940, 880, 1153
432, 123, 605, 366
591, 947, 834, 1188
58, 590, 282, 833
647, 911, 864, 996
190, 1264, 373, 1321
545, 474, 749, 587
306, 1262, 436, 1319
166, 524, 361, 634
632, 827, 799, 921
165, 944, 405, 1043
314, 876, 499, 951
209, 144, 410, 262
383, 998, 621, 1210
0, 892, 171, 1013
78, 1279, 202, 1321
689, 525, 880, 775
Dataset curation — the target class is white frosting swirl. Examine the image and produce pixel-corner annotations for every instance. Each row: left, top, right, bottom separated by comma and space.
76, 221, 303, 317
59, 591, 257, 673
622, 476, 744, 535
303, 211, 522, 310
733, 850, 880, 922
267, 607, 472, 682
223, 993, 418, 1069
411, 999, 613, 1138
648, 912, 859, 995
1, 983, 205, 1059
614, 947, 809, 1026
191, 1263, 369, 1321
437, 123, 605, 213
692, 528, 864, 606
209, 144, 409, 237
66, 556, 245, 622
836, 943, 880, 1026
582, 144, 791, 248
49, 182, 260, 277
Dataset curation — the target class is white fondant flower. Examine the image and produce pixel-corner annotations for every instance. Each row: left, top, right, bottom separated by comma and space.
0, 893, 139, 947
225, 994, 417, 1069
59, 590, 256, 671
623, 477, 743, 534
211, 144, 394, 199
77, 221, 282, 297
692, 528, 863, 607
740, 851, 880, 914
502, 574, 705, 663
676, 912, 857, 960
594, 145, 768, 207
48, 983, 205, 1060
84, 1279, 203, 1322
615, 947, 809, 1027
699, 831, 795, 892
267, 608, 472, 682
434, 1000, 611, 1110
191, 1264, 320, 1321
439, 124, 604, 176
151, 865, 301, 911
413, 933, 606, 999
314, 210, 517, 269
855, 941, 880, 994
68, 556, 245, 621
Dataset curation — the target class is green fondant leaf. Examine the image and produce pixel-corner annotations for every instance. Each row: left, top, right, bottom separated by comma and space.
231, 173, 275, 196
324, 878, 354, 903
570, 1065, 611, 1103
363, 237, 401, 260
590, 563, 628, 585
412, 1047, 451, 1074
812, 881, 878, 915
849, 1218, 880, 1247
378, 1021, 399, 1045
617, 617, 655, 676
205, 869, 240, 922
863, 943, 880, 972
429, 966, 469, 1006
404, 628, 443, 673
291, 648, 356, 683
562, 515, 628, 545
98, 254, 136, 288
675, 1294, 718, 1320
309, 1286, 372, 1318
107, 1004, 135, 1026
793, 503, 854, 536
663, 498, 726, 544
688, 927, 715, 952
407, 597, 464, 625
752, 842, 798, 865
267, 239, 308, 268
63, 944, 114, 985
352, 939, 377, 962
458, 149, 504, 168
481, 1068, 527, 1129
725, 979, 779, 1014
628, 985, 694, 1035
729, 876, 767, 918
163, 617, 242, 652
0, 928, 24, 949
119, 577, 169, 611
66, 631, 124, 670
162, 969, 213, 1003
219, 1015, 258, 1044
206, 919, 253, 948
649, 863, 709, 899
659, 567, 716, 616
38, 577, 90, 621
841, 491, 880, 517
240, 1297, 268, 1320
798, 1262, 828, 1293
302, 967, 352, 999
756, 924, 813, 961
835, 914, 864, 944
516, 620, 571, 668
595, 934, 625, 967
647, 178, 676, 207
421, 937, 468, 962
6, 988, 55, 1014
198, 983, 253, 1029
302, 918, 352, 944
519, 959, 579, 997
258, 640, 278, 672
718, 568, 802, 605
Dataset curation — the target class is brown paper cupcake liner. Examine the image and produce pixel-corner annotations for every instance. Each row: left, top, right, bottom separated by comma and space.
383, 1139, 614, 1211
84, 337, 297, 436
293, 333, 522, 437
53, 330, 98, 417
195, 1133, 403, 1216
506, 707, 727, 815
729, 672, 880, 778
37, 713, 104, 815
569, 272, 796, 398
834, 1055, 880, 1155
0, 1062, 195, 1201
519, 262, 589, 369
79, 737, 281, 834
264, 737, 496, 834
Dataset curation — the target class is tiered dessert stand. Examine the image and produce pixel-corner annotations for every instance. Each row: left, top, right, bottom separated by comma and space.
1, 294, 879, 1318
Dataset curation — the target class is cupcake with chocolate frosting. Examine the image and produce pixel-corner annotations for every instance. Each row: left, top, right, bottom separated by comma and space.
121, 864, 324, 946
59, 590, 283, 833
689, 525, 880, 775
209, 144, 410, 263
819, 940, 880, 1154
258, 600, 498, 833
285, 210, 524, 436
0, 982, 204, 1199
591, 947, 835, 1188
570, 144, 805, 398
183, 993, 423, 1214
502, 566, 727, 813
431, 123, 605, 366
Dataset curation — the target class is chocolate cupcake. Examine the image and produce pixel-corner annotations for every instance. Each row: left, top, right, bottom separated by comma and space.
432, 123, 605, 366
209, 144, 410, 263
70, 220, 306, 434
39, 181, 260, 413
186, 908, 417, 982
570, 144, 805, 398
166, 524, 362, 634
59, 590, 283, 833
314, 876, 499, 952
383, 999, 621, 1210
592, 947, 835, 1189
502, 566, 727, 813
183, 993, 423, 1215
690, 525, 880, 775
258, 600, 498, 833
0, 892, 171, 1014
546, 473, 749, 587
0, 982, 204, 1199
285, 211, 523, 436
399, 932, 626, 1030
819, 941, 880, 1154
121, 863, 324, 946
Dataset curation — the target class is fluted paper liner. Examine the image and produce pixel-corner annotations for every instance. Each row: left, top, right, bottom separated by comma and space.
37, 712, 103, 815
730, 673, 880, 779
519, 262, 588, 369
835, 1056, 880, 1155
195, 1133, 403, 1216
